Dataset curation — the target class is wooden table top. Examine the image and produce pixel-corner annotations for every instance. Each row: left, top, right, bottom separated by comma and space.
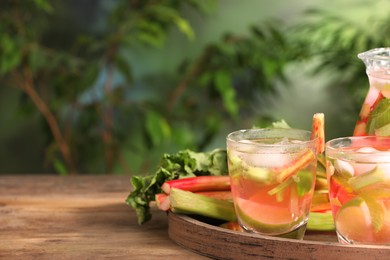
0, 175, 209, 259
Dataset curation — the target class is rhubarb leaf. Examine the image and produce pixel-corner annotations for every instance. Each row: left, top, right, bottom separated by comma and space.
126, 149, 228, 224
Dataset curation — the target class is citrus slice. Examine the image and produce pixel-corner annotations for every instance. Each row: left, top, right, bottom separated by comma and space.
337, 197, 390, 244
236, 197, 303, 234
335, 197, 372, 243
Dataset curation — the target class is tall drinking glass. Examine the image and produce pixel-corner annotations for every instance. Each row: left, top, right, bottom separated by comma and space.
326, 136, 390, 245
227, 128, 318, 239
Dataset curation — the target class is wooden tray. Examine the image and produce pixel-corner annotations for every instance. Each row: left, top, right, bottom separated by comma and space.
168, 212, 390, 259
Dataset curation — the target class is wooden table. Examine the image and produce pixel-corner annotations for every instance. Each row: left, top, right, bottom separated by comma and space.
0, 175, 209, 259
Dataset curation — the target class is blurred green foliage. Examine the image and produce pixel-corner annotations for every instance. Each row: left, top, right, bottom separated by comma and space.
0, 0, 389, 175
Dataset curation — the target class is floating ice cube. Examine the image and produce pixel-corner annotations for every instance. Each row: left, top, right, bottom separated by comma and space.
353, 163, 377, 175
356, 147, 378, 154
243, 152, 292, 168
334, 159, 355, 176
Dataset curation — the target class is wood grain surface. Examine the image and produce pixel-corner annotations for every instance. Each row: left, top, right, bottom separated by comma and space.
0, 175, 209, 260
168, 212, 390, 260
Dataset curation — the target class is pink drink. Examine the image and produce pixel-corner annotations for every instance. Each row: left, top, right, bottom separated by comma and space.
227, 129, 317, 239
326, 136, 390, 245
354, 48, 390, 137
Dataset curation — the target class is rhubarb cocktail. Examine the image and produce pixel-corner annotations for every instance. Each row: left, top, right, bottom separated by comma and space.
354, 48, 390, 137
226, 128, 318, 239
326, 136, 390, 245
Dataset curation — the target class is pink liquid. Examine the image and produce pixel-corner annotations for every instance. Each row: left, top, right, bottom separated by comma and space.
327, 142, 390, 244
354, 71, 390, 136
228, 155, 316, 235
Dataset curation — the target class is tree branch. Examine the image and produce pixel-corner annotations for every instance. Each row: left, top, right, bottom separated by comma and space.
13, 67, 77, 174
166, 46, 214, 112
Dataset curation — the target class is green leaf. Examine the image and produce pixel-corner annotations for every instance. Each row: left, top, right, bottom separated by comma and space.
367, 98, 390, 135
214, 70, 238, 116
28, 45, 46, 73
125, 149, 229, 224
187, 0, 218, 14
33, 0, 53, 13
173, 16, 195, 40
53, 159, 68, 176
145, 110, 171, 146
0, 35, 22, 75
375, 123, 390, 136
294, 170, 314, 197
114, 55, 133, 83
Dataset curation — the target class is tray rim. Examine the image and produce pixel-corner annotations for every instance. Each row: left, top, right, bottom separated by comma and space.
167, 212, 390, 259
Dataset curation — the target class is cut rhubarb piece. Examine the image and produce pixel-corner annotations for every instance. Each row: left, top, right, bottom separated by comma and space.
315, 177, 328, 190
307, 212, 334, 231
354, 121, 367, 136
275, 150, 316, 183
311, 113, 325, 154
311, 191, 330, 212
169, 188, 236, 222
155, 193, 170, 211
347, 167, 385, 191
161, 176, 231, 194
220, 221, 243, 232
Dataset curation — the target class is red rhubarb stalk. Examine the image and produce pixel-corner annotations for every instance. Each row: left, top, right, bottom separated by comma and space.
311, 113, 325, 154
155, 191, 232, 212
275, 150, 316, 183
155, 193, 170, 211
161, 176, 231, 194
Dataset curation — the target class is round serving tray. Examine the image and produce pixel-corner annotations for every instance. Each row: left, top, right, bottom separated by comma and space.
168, 212, 390, 259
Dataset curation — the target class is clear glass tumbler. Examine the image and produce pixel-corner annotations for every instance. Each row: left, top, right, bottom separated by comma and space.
227, 128, 318, 239
326, 136, 390, 245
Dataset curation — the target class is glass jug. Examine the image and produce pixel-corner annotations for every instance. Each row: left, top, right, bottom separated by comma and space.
353, 48, 390, 136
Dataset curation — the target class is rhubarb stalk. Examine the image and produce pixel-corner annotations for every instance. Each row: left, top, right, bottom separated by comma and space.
169, 188, 237, 222
161, 176, 231, 194
275, 150, 316, 183
311, 113, 325, 154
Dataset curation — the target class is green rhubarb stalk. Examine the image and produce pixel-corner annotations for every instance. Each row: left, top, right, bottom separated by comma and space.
169, 188, 237, 222
307, 212, 335, 231
268, 178, 294, 202
161, 176, 231, 194
348, 167, 385, 191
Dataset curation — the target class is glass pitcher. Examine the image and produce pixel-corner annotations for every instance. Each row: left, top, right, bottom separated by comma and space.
353, 48, 390, 136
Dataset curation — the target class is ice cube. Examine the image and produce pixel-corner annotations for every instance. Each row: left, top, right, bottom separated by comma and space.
356, 147, 378, 154
243, 152, 292, 168
353, 163, 376, 176
334, 159, 355, 176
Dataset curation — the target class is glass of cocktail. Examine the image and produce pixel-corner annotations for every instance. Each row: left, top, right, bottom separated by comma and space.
326, 136, 390, 245
354, 48, 390, 137
226, 128, 318, 239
